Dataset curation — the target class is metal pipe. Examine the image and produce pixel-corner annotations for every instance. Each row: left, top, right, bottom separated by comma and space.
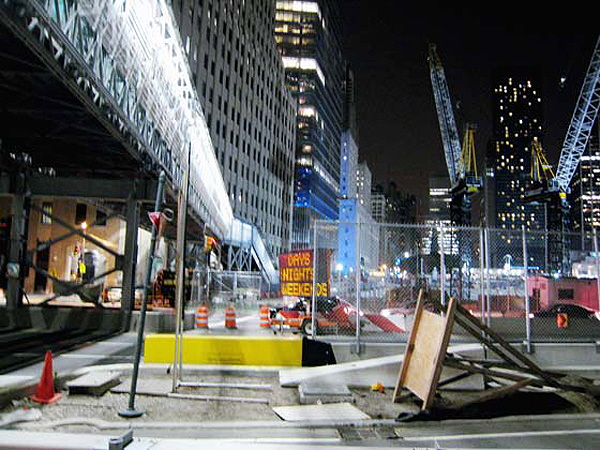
355, 220, 361, 348
594, 227, 600, 312
310, 220, 317, 335
484, 227, 491, 327
440, 226, 446, 307
479, 227, 485, 323
119, 171, 166, 418
172, 147, 191, 392
522, 225, 531, 353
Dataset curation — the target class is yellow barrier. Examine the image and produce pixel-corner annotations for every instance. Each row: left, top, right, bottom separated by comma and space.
144, 334, 303, 366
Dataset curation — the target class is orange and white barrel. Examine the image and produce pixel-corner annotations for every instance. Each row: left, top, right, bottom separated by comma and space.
225, 306, 237, 329
557, 312, 568, 329
196, 306, 208, 329
259, 306, 270, 329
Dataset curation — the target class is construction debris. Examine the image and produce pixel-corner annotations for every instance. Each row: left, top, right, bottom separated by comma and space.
393, 291, 599, 417
67, 371, 121, 396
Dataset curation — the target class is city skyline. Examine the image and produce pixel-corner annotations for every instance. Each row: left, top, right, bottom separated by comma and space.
342, 2, 598, 205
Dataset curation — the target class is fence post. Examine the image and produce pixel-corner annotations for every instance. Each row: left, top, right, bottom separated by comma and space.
479, 227, 485, 322
311, 220, 318, 336
522, 225, 532, 353
439, 226, 446, 307
484, 227, 491, 327
594, 227, 600, 312
353, 220, 362, 353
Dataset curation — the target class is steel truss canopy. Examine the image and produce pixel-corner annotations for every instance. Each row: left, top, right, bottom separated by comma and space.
555, 35, 600, 193
0, 0, 278, 283
0, 0, 233, 238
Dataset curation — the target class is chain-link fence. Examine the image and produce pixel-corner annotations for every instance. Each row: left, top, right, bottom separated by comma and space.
188, 267, 265, 314
311, 220, 600, 344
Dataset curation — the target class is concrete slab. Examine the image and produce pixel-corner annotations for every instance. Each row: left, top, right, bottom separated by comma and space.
66, 371, 121, 396
298, 381, 353, 404
110, 377, 172, 395
0, 375, 34, 389
272, 402, 370, 421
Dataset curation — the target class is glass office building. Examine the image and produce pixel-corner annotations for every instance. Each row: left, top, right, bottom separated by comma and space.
275, 0, 344, 248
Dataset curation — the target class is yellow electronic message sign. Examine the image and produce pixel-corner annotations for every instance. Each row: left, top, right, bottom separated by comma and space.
278, 249, 330, 298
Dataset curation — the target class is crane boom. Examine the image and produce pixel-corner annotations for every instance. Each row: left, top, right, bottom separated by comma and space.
428, 44, 462, 186
555, 36, 600, 193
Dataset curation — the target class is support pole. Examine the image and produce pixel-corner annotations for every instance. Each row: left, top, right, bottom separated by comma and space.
439, 226, 446, 307
479, 227, 485, 323
121, 195, 140, 329
119, 171, 166, 418
594, 227, 600, 312
355, 220, 361, 351
484, 227, 491, 327
172, 149, 191, 392
522, 225, 531, 353
6, 173, 26, 311
310, 220, 317, 336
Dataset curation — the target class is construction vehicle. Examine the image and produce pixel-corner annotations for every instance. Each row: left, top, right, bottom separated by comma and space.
428, 44, 482, 226
269, 296, 360, 335
524, 35, 600, 274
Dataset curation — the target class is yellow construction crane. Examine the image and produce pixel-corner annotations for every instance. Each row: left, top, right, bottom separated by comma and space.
460, 123, 480, 193
530, 137, 555, 186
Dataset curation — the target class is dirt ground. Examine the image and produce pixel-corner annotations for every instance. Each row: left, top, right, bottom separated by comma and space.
4, 367, 598, 435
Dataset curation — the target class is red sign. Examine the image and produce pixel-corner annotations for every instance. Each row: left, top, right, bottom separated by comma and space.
279, 249, 329, 298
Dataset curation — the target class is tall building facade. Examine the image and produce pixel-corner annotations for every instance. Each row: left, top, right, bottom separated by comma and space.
171, 0, 296, 258
423, 175, 458, 255
491, 68, 544, 232
275, 0, 345, 248
570, 122, 600, 233
490, 68, 546, 267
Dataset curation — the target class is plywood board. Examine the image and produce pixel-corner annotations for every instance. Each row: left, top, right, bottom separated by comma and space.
393, 296, 456, 409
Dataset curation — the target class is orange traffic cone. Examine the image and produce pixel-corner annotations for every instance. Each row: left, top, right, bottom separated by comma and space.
31, 350, 62, 403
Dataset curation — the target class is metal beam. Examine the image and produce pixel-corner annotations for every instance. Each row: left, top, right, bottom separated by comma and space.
0, 173, 157, 201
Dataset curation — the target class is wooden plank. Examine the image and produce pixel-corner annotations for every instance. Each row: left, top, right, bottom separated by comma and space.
403, 310, 444, 400
443, 358, 544, 388
451, 378, 533, 410
450, 303, 561, 388
423, 297, 456, 409
393, 290, 424, 402
393, 295, 457, 410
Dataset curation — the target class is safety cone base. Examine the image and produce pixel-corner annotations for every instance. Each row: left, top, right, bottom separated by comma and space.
31, 392, 62, 404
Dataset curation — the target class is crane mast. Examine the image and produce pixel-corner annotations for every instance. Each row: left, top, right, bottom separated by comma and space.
525, 35, 600, 274
555, 36, 600, 192
428, 44, 481, 226
428, 44, 462, 186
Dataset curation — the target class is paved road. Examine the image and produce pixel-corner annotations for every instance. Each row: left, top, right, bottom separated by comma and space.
2, 414, 600, 448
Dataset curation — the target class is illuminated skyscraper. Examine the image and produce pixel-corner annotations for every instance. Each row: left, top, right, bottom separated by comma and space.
491, 68, 545, 232
275, 0, 344, 248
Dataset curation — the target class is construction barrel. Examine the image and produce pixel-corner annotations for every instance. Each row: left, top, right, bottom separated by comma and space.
196, 305, 209, 329
225, 305, 237, 329
259, 305, 271, 329
557, 312, 568, 329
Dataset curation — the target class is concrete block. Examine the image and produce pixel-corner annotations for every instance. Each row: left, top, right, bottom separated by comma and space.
66, 371, 120, 396
298, 381, 353, 404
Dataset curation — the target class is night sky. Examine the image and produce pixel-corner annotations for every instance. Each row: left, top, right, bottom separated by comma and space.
342, 1, 598, 212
